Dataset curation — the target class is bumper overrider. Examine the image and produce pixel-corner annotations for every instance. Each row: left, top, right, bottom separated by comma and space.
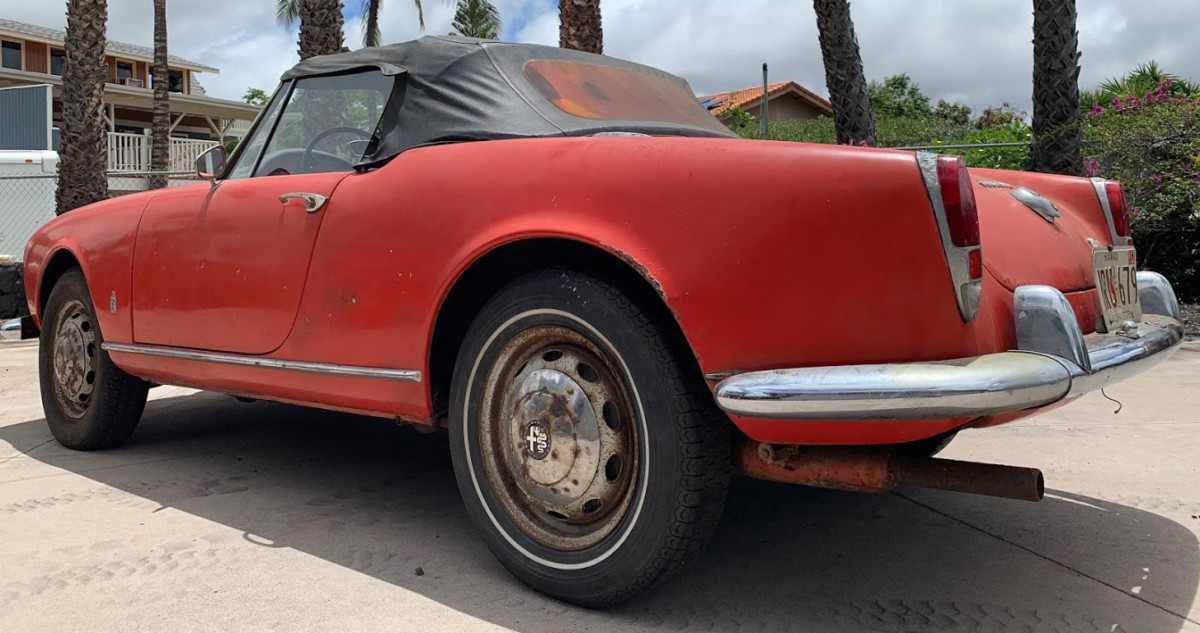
714, 272, 1185, 420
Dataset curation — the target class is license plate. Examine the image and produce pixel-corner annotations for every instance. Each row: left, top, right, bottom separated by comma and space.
1093, 246, 1141, 332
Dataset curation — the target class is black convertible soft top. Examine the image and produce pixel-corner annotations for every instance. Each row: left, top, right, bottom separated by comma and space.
277, 36, 735, 164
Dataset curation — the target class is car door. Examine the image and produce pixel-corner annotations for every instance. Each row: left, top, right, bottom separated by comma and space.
132, 70, 393, 354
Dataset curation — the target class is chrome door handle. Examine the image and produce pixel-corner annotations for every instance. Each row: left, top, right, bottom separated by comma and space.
279, 192, 328, 213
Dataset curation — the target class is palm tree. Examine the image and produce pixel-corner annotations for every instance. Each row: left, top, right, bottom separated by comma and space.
451, 0, 500, 39
812, 0, 876, 146
363, 0, 385, 46
279, 0, 432, 49
56, 0, 109, 215
297, 0, 346, 59
149, 0, 170, 189
1080, 61, 1200, 110
1030, 0, 1082, 175
559, 0, 601, 54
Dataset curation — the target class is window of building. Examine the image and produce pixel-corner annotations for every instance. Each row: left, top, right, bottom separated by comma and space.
50, 49, 65, 76
116, 61, 134, 81
1, 40, 22, 70
168, 70, 184, 93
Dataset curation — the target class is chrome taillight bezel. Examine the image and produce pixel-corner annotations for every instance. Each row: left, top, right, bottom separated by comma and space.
1090, 177, 1133, 247
917, 151, 982, 322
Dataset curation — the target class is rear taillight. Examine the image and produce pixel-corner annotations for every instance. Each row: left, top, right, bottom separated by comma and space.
918, 152, 983, 322
1104, 181, 1131, 237
936, 155, 982, 248
1091, 178, 1133, 246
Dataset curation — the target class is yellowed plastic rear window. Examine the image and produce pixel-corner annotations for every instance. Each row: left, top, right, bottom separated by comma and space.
523, 59, 728, 132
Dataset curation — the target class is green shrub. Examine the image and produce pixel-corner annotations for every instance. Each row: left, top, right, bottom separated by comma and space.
1084, 82, 1200, 299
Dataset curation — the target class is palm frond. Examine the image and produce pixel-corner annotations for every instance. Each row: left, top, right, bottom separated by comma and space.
452, 0, 500, 39
277, 0, 300, 27
361, 0, 383, 46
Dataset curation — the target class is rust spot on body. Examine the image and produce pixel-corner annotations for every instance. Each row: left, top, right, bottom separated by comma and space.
600, 242, 667, 302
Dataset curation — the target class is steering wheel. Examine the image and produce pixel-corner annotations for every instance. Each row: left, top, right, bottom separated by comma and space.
302, 126, 374, 172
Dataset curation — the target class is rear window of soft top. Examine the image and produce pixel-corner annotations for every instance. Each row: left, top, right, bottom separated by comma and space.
523, 59, 729, 133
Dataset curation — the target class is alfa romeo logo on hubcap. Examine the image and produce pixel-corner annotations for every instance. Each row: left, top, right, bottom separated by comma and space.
523, 421, 551, 460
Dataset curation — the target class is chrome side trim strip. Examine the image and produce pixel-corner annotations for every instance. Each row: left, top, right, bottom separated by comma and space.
102, 343, 422, 382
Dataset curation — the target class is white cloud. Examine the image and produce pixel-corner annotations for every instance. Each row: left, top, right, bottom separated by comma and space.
3, 0, 1199, 114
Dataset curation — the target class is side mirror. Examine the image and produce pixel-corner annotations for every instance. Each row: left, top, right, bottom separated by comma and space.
195, 146, 227, 180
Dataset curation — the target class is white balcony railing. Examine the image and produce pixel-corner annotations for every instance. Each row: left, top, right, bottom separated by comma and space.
107, 132, 219, 173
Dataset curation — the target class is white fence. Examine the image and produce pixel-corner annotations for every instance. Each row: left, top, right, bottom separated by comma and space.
107, 132, 219, 173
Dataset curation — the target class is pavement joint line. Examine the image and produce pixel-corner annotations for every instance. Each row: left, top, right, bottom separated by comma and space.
892, 490, 1200, 626
0, 438, 54, 466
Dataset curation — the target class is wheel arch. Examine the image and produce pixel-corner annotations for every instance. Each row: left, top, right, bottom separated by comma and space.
427, 237, 699, 422
36, 248, 83, 320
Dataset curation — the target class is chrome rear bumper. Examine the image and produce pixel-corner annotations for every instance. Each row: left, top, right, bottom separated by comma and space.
714, 272, 1185, 420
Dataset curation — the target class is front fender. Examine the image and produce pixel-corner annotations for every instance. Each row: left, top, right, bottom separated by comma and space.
24, 192, 156, 343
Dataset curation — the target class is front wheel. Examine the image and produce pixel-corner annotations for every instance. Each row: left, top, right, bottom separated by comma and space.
39, 269, 148, 450
449, 269, 731, 606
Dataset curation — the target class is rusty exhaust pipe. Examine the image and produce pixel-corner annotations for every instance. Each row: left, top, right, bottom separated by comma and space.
735, 440, 1044, 502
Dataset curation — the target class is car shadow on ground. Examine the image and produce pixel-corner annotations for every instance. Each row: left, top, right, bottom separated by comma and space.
2, 392, 1197, 632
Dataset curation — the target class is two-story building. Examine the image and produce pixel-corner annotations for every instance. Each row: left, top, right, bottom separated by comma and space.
0, 17, 260, 173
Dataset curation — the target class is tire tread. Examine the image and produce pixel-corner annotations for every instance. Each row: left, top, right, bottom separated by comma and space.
505, 268, 730, 607
40, 269, 148, 451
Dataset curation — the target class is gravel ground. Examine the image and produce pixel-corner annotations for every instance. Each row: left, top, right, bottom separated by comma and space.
2, 339, 1199, 632
1181, 303, 1200, 335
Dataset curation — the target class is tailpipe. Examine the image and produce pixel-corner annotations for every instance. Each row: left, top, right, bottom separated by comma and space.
736, 440, 1044, 502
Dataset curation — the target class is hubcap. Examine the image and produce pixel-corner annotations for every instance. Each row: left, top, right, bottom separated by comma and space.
479, 325, 639, 551
52, 300, 97, 418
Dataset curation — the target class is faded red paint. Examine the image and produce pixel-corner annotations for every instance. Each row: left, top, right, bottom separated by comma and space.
24, 136, 1121, 444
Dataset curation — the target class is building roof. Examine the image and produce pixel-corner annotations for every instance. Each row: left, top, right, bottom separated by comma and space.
0, 17, 219, 74
698, 80, 833, 118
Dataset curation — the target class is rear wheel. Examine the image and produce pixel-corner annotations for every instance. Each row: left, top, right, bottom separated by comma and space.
39, 269, 148, 450
449, 268, 731, 606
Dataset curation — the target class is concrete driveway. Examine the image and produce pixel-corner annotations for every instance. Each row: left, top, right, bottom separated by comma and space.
2, 339, 1199, 632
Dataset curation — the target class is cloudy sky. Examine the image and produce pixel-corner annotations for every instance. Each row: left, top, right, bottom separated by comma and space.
5, 0, 1199, 115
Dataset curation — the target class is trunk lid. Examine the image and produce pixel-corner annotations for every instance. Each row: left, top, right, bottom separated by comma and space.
970, 168, 1115, 294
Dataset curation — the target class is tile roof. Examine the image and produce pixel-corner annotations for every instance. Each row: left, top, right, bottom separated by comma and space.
0, 17, 218, 73
699, 80, 832, 117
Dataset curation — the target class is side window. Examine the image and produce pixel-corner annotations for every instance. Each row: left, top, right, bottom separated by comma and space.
253, 71, 393, 177
225, 85, 290, 180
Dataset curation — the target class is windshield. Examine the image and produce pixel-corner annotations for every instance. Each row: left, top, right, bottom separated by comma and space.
523, 59, 730, 134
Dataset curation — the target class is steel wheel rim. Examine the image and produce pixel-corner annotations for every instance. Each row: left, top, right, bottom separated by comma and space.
52, 299, 97, 418
478, 324, 640, 551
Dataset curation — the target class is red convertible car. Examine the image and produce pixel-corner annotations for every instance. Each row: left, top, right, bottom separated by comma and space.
22, 37, 1184, 605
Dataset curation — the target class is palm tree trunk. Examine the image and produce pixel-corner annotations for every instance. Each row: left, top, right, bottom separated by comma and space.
56, 0, 109, 215
812, 0, 876, 146
363, 0, 381, 120
298, 0, 346, 60
364, 0, 382, 47
1030, 0, 1083, 175
559, 0, 602, 54
149, 0, 170, 189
